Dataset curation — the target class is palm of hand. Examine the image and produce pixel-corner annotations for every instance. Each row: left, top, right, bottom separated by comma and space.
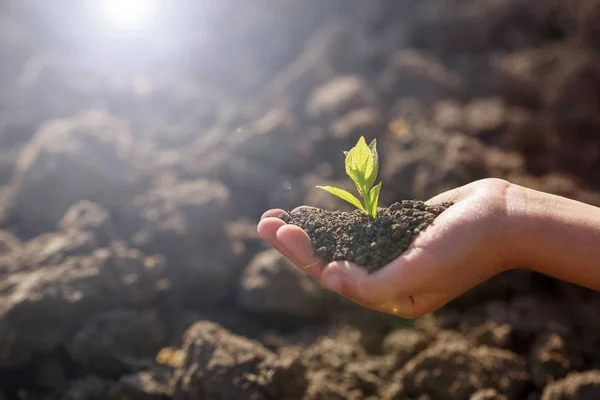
257, 178, 511, 318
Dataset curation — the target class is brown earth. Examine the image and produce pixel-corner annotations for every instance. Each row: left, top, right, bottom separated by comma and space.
1, 0, 600, 399
280, 201, 452, 272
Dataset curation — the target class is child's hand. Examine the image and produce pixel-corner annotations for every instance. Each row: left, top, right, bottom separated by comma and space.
257, 178, 513, 318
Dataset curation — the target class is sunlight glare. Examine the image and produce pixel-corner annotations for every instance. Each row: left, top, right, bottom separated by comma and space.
99, 0, 158, 31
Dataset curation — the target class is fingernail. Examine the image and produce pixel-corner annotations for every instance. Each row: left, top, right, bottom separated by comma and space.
260, 210, 278, 220
323, 268, 341, 293
337, 261, 352, 271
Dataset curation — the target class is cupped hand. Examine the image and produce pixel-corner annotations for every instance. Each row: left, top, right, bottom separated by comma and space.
257, 178, 514, 318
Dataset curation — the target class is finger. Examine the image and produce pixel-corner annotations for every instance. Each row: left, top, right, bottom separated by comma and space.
275, 224, 327, 280
319, 248, 429, 306
426, 179, 493, 206
320, 261, 396, 305
348, 297, 417, 318
291, 205, 315, 213
426, 188, 461, 206
425, 182, 477, 205
261, 209, 287, 220
257, 218, 304, 266
378, 298, 418, 318
320, 261, 425, 318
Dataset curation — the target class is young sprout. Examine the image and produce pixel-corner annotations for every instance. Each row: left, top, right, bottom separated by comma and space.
317, 136, 382, 218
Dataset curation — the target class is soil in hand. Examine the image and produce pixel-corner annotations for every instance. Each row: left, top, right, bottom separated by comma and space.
280, 200, 452, 272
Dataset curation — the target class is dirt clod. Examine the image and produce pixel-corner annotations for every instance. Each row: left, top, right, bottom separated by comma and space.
540, 370, 600, 400
280, 200, 452, 272
470, 388, 508, 400
529, 333, 571, 389
395, 338, 529, 399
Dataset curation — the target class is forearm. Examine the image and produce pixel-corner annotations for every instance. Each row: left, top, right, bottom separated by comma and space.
504, 183, 600, 290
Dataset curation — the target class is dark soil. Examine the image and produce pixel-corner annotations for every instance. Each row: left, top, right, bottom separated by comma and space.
280, 200, 452, 271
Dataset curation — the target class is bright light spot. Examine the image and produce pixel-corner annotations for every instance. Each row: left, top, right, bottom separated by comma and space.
132, 76, 153, 95
98, 0, 158, 31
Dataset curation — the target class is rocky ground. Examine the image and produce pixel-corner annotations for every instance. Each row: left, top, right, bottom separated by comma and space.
1, 0, 600, 399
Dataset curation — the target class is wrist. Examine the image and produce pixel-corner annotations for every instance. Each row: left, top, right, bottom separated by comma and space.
498, 181, 600, 274
468, 179, 523, 273
493, 181, 551, 272
497, 182, 530, 270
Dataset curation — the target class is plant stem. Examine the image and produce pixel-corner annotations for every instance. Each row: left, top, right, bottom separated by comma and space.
360, 185, 372, 218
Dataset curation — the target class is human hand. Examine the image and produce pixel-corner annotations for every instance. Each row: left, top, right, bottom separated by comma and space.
257, 178, 514, 318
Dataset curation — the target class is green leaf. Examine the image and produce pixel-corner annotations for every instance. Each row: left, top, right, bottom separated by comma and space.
368, 139, 376, 151
365, 139, 379, 190
316, 186, 366, 212
345, 136, 374, 190
368, 182, 382, 218
368, 139, 378, 167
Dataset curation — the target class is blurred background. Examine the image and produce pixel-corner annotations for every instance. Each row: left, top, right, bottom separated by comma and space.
1, 0, 600, 399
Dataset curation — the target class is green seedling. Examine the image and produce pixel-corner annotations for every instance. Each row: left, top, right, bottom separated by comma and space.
317, 136, 382, 218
